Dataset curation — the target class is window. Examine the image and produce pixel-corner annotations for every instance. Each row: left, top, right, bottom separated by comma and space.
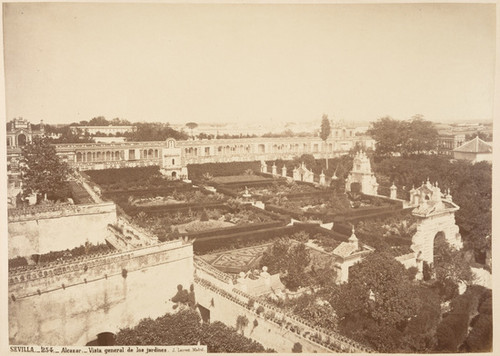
172, 159, 175, 165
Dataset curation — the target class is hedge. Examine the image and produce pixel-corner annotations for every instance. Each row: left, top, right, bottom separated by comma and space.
187, 221, 286, 240
187, 161, 261, 180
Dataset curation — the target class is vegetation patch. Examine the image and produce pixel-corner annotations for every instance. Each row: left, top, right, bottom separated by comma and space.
115, 309, 274, 353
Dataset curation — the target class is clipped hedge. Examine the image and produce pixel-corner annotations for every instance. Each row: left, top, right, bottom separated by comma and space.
187, 161, 261, 180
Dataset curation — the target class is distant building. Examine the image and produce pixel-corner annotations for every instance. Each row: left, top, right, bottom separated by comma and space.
437, 134, 465, 156
6, 117, 45, 147
70, 125, 135, 136
453, 137, 492, 163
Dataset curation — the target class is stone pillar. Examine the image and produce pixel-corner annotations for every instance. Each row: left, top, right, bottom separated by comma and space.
272, 163, 277, 175
236, 272, 248, 293
319, 171, 326, 186
293, 167, 300, 181
306, 171, 314, 183
260, 160, 267, 173
390, 183, 397, 199
281, 165, 287, 177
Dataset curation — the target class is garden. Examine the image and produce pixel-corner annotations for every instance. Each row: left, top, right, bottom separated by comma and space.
130, 204, 277, 242
84, 166, 189, 193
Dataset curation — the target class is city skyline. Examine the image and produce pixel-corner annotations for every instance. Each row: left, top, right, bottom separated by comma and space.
3, 3, 496, 125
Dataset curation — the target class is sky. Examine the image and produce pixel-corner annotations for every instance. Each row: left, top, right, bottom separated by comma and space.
2, 2, 497, 126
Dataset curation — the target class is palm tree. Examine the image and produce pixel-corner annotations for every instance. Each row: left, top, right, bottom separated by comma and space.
185, 122, 198, 138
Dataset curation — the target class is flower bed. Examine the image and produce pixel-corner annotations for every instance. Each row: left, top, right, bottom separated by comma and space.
131, 206, 276, 242
84, 166, 189, 192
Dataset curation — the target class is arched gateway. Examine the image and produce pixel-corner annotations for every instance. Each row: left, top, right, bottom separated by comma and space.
410, 179, 462, 264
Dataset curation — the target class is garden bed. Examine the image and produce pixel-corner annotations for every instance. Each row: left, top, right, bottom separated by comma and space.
131, 205, 279, 243
84, 166, 189, 192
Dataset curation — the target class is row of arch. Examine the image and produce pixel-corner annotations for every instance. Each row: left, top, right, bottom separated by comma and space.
182, 142, 343, 157
75, 149, 160, 163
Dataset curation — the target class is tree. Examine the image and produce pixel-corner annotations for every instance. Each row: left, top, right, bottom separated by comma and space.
329, 252, 420, 351
20, 136, 70, 201
125, 122, 188, 141
88, 116, 110, 126
465, 131, 492, 142
320, 114, 331, 169
367, 116, 438, 157
404, 116, 439, 155
367, 117, 405, 157
260, 238, 311, 290
186, 122, 198, 138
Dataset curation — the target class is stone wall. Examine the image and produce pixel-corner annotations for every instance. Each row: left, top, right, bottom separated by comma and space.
195, 279, 332, 353
193, 270, 372, 353
8, 202, 117, 258
9, 241, 194, 345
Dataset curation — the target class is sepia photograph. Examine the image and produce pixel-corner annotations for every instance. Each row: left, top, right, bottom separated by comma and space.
1, 1, 496, 354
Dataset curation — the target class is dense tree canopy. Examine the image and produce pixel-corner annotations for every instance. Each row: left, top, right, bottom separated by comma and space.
115, 309, 273, 353
20, 136, 70, 201
124, 122, 188, 141
373, 155, 491, 263
328, 252, 441, 352
368, 116, 439, 157
465, 131, 492, 142
260, 238, 311, 290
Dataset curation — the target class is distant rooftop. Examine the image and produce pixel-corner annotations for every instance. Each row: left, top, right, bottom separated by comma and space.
453, 136, 492, 154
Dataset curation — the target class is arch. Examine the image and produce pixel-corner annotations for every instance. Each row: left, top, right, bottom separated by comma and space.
106, 151, 111, 161
258, 144, 265, 153
96, 152, 102, 161
411, 212, 462, 265
115, 151, 120, 161
166, 139, 175, 148
87, 152, 92, 162
148, 149, 154, 158
433, 231, 447, 265
76, 152, 83, 162
171, 171, 177, 178
17, 134, 27, 146
154, 149, 159, 158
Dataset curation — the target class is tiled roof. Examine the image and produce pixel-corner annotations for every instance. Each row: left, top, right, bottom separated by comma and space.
454, 137, 492, 153
333, 242, 357, 258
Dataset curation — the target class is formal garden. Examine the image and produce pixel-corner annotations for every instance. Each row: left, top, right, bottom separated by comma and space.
130, 205, 278, 242
84, 166, 190, 193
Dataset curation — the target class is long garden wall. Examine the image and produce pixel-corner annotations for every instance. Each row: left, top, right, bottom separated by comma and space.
9, 240, 194, 345
8, 202, 117, 258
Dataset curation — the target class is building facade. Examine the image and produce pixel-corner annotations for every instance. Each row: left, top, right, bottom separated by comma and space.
6, 118, 45, 148
437, 134, 466, 156
69, 125, 135, 135
6, 119, 375, 184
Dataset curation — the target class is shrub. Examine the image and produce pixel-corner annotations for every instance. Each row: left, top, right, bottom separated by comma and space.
247, 299, 255, 309
200, 209, 209, 222
256, 305, 265, 315
292, 342, 303, 353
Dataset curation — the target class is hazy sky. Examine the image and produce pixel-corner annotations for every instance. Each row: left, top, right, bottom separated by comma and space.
3, 3, 496, 125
